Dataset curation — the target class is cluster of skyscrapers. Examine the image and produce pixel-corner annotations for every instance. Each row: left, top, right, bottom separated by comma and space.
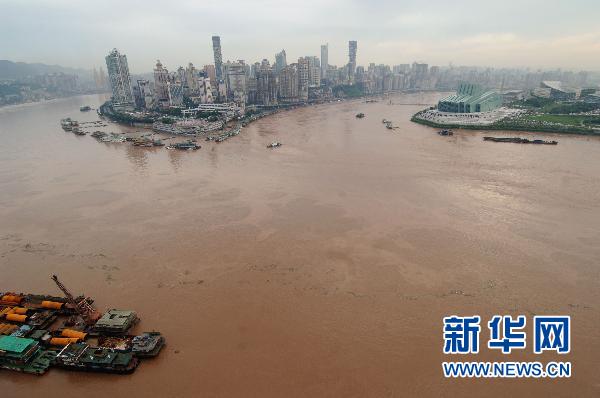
105, 38, 365, 111
104, 36, 598, 112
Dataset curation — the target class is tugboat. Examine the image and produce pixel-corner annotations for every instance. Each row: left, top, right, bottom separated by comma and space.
355, 113, 365, 118
166, 140, 201, 150
80, 106, 91, 112
266, 142, 282, 149
437, 129, 454, 136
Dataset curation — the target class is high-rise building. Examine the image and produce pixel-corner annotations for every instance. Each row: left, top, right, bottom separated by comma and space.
306, 56, 321, 87
297, 57, 310, 101
153, 60, 170, 106
348, 40, 357, 83
278, 64, 299, 103
275, 50, 287, 74
98, 67, 107, 90
133, 79, 153, 109
105, 48, 133, 106
212, 36, 223, 81
184, 63, 200, 96
204, 65, 217, 88
411, 62, 428, 89
320, 44, 328, 80
256, 60, 277, 106
224, 60, 247, 105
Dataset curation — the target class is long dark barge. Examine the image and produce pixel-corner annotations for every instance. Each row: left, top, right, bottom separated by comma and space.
483, 136, 558, 145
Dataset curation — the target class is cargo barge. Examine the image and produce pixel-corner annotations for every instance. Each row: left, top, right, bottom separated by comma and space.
483, 136, 558, 145
0, 275, 165, 376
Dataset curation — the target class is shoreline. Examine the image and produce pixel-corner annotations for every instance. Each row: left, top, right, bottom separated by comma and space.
100, 95, 373, 135
411, 111, 600, 136
0, 92, 110, 112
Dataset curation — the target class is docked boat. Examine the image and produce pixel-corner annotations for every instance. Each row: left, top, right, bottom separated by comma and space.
437, 129, 453, 136
483, 137, 558, 145
131, 137, 163, 147
80, 106, 91, 112
131, 332, 165, 358
166, 140, 201, 150
60, 118, 78, 131
91, 131, 107, 139
355, 113, 365, 118
54, 343, 139, 374
266, 142, 282, 148
72, 127, 86, 136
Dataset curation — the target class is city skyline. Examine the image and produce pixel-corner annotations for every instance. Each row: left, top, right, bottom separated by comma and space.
2, 0, 600, 72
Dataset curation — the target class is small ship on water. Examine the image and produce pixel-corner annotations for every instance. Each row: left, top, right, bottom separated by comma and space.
483, 136, 558, 145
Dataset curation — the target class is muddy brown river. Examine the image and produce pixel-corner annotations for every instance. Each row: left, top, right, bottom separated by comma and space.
0, 93, 599, 397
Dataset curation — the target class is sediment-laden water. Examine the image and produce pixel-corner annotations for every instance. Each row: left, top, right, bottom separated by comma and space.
1, 93, 599, 397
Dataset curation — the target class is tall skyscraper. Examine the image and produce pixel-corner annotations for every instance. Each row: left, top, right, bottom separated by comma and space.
105, 48, 133, 105
256, 60, 277, 106
348, 40, 357, 82
224, 60, 247, 105
153, 60, 170, 106
212, 36, 223, 81
275, 50, 287, 74
204, 64, 217, 87
278, 64, 299, 103
306, 56, 321, 87
320, 44, 328, 80
297, 57, 310, 101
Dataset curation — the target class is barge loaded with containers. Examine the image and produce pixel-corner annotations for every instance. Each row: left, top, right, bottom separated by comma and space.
0, 275, 165, 376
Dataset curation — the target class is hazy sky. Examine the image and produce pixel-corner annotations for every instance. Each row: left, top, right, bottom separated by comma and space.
1, 0, 599, 73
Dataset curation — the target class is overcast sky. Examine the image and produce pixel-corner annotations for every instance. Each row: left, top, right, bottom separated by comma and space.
1, 0, 599, 73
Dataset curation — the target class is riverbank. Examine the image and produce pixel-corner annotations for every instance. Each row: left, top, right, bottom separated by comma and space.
412, 108, 600, 135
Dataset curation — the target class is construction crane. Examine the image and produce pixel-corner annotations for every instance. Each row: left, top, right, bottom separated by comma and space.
51, 274, 101, 326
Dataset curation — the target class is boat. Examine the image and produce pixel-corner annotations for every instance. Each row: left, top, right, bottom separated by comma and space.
437, 129, 453, 136
60, 118, 78, 131
382, 119, 395, 130
80, 106, 91, 112
132, 137, 163, 147
91, 131, 107, 139
266, 142, 282, 148
355, 113, 365, 118
166, 140, 201, 150
131, 332, 165, 358
54, 343, 139, 374
483, 137, 558, 145
72, 127, 86, 136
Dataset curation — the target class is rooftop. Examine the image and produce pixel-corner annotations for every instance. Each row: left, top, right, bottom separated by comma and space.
0, 335, 35, 354
95, 309, 137, 329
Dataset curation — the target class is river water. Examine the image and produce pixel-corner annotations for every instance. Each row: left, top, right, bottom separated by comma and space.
1, 93, 599, 397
